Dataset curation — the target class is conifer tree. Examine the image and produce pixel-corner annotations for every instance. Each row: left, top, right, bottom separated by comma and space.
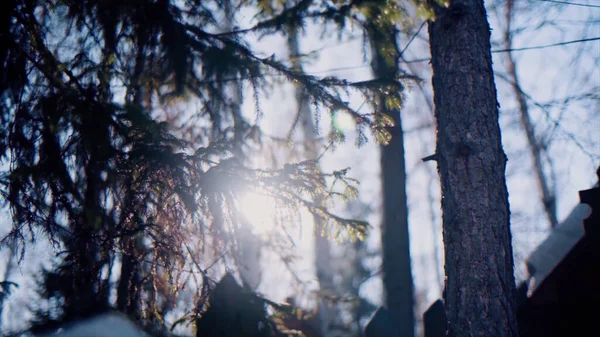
285, 13, 341, 337
0, 0, 410, 334
365, 2, 416, 336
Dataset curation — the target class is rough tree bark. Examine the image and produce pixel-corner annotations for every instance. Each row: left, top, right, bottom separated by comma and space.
428, 1, 519, 336
367, 20, 415, 337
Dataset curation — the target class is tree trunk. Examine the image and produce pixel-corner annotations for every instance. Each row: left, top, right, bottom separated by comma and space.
0, 245, 15, 330
286, 24, 339, 337
428, 1, 519, 336
117, 240, 141, 317
221, 0, 263, 292
368, 22, 415, 337
503, 0, 557, 228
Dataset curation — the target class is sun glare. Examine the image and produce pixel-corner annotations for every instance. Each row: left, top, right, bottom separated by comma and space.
333, 111, 356, 133
239, 191, 279, 234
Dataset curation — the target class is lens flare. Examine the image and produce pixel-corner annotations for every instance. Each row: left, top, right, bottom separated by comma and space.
239, 191, 278, 234
333, 111, 356, 133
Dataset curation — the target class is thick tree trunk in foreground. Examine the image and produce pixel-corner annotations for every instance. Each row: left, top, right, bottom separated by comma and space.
428, 1, 519, 336
368, 23, 415, 337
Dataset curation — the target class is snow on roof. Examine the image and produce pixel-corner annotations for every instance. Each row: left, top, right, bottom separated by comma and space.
36, 313, 149, 337
525, 184, 596, 292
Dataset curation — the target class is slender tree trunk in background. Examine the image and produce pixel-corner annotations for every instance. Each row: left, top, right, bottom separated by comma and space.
0, 0, 17, 94
0, 246, 15, 330
115, 36, 149, 320
117, 241, 141, 316
66, 37, 116, 317
287, 25, 339, 337
503, 0, 557, 229
428, 1, 519, 336
368, 21, 415, 337
349, 238, 372, 332
222, 0, 263, 291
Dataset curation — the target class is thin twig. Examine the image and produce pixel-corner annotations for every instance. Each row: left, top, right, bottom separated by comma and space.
535, 0, 600, 8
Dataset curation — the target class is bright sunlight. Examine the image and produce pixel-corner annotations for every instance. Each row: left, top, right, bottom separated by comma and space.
239, 191, 279, 234
332, 111, 356, 133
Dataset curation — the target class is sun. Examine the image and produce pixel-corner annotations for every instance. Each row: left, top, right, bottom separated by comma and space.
239, 191, 279, 234
333, 111, 356, 133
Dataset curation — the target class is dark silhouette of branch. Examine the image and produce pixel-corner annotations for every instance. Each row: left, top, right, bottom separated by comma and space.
399, 22, 427, 56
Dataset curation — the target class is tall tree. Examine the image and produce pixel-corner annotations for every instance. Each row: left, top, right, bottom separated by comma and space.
0, 243, 15, 330
0, 0, 400, 334
427, 0, 519, 336
286, 18, 341, 337
501, 0, 557, 229
220, 0, 263, 292
365, 3, 415, 337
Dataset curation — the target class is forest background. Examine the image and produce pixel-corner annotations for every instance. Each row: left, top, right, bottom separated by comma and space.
0, 0, 598, 336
